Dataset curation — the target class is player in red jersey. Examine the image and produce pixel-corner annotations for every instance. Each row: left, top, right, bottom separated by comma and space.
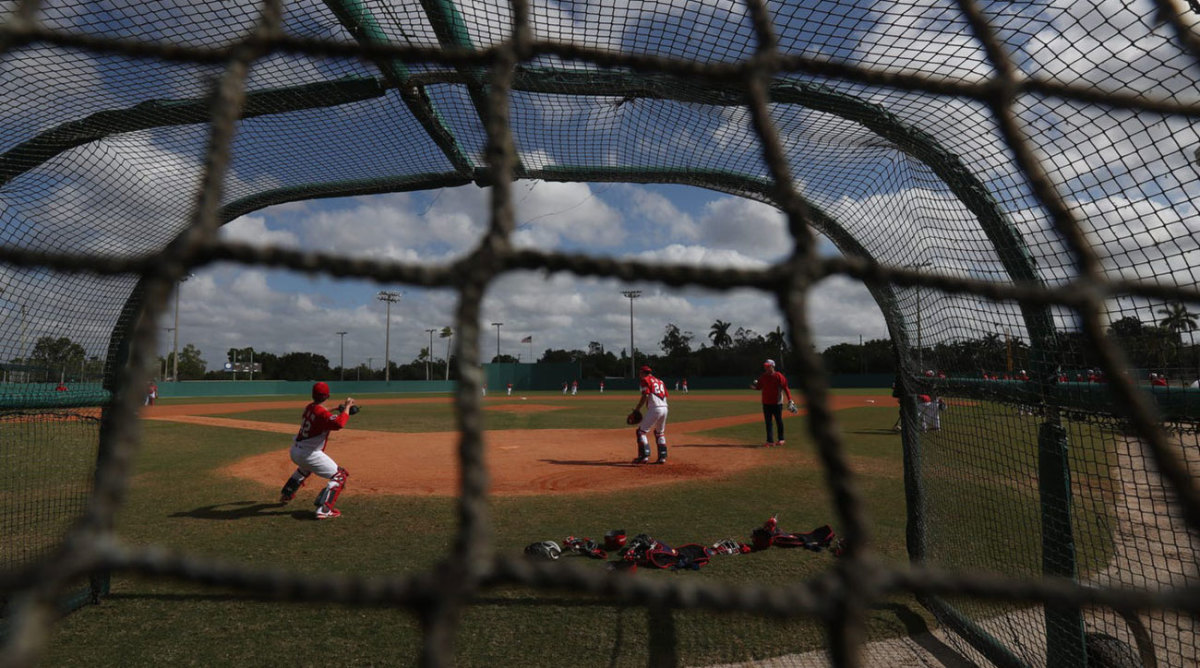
752, 359, 795, 447
278, 381, 354, 519
630, 365, 670, 464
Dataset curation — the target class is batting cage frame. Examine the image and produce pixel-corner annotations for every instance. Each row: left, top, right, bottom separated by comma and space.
2, 0, 1200, 666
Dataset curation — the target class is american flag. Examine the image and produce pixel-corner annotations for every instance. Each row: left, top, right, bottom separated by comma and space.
521, 336, 532, 343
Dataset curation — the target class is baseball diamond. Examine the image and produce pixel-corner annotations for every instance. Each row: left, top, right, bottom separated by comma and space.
141, 393, 887, 496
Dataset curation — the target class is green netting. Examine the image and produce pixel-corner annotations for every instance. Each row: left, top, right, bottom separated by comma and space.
2, 0, 1200, 666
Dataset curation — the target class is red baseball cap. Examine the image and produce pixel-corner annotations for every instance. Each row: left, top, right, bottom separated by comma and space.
639, 365, 652, 374
312, 381, 330, 401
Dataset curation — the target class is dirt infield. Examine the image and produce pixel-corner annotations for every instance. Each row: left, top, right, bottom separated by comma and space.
143, 394, 894, 497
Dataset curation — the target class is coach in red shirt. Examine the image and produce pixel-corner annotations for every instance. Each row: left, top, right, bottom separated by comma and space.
752, 359, 796, 447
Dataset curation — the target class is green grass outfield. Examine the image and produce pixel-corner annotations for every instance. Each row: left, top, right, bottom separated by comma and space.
33, 389, 1119, 666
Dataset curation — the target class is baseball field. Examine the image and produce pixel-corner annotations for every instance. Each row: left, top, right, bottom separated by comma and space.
34, 387, 1116, 666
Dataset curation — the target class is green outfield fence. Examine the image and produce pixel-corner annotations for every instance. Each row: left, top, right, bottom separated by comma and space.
143, 371, 894, 398
4, 1, 1200, 666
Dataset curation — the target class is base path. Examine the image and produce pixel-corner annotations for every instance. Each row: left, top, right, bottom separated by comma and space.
144, 394, 892, 497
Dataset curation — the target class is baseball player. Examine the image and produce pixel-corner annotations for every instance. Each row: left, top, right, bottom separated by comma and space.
630, 365, 670, 464
571, 379, 578, 395
278, 382, 354, 520
599, 380, 605, 393
918, 371, 942, 429
507, 382, 513, 396
562, 381, 568, 395
751, 359, 795, 447
681, 378, 688, 394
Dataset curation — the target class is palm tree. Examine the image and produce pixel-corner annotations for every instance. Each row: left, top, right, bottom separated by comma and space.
709, 320, 733, 349
1158, 302, 1198, 371
440, 326, 453, 380
765, 326, 788, 362
1158, 302, 1198, 337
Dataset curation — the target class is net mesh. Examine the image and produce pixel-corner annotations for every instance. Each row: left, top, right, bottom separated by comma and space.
2, 0, 1200, 665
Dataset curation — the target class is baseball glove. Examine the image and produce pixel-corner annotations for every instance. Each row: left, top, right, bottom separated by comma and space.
348, 405, 360, 415
626, 409, 643, 425
787, 400, 798, 414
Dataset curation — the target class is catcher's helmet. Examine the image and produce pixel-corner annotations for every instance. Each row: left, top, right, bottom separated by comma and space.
312, 381, 330, 401
604, 529, 627, 551
524, 540, 562, 560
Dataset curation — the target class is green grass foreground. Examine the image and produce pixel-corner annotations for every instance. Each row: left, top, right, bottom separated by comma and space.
33, 390, 1119, 666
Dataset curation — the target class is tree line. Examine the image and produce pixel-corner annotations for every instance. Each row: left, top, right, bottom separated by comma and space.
19, 302, 1198, 384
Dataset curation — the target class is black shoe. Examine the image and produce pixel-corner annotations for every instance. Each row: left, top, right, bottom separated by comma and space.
651, 459, 667, 465
631, 456, 649, 464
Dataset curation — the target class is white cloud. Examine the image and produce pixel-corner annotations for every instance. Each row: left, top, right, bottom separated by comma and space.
629, 243, 768, 268
221, 215, 300, 247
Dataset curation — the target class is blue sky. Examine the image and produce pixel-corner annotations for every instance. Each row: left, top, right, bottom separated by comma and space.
0, 0, 1196, 375
167, 181, 885, 372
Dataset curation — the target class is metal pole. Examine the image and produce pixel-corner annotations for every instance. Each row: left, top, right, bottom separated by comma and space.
172, 286, 180, 382
622, 291, 641, 378
491, 322, 503, 361
378, 291, 401, 383
425, 328, 436, 380
905, 263, 930, 371
165, 328, 174, 379
337, 331, 347, 381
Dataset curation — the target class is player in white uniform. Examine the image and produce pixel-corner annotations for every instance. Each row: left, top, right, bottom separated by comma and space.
278, 381, 355, 519
631, 365, 670, 465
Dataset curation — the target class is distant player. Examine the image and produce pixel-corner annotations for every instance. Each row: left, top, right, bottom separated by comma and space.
482, 383, 487, 396
631, 365, 669, 464
681, 378, 688, 394
751, 359, 795, 447
599, 380, 605, 393
507, 382, 513, 396
278, 382, 354, 520
571, 379, 578, 395
562, 381, 568, 395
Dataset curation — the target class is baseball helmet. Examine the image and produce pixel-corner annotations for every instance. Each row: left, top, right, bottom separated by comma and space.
751, 527, 774, 551
763, 359, 775, 368
639, 365, 652, 374
524, 540, 562, 561
604, 529, 627, 551
312, 381, 330, 401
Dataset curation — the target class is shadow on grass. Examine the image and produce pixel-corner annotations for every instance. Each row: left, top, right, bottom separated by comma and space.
169, 501, 313, 521
851, 428, 904, 436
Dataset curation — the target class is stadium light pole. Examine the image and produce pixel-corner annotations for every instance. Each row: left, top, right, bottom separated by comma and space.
378, 291, 402, 383
336, 331, 347, 380
622, 290, 641, 378
904, 263, 931, 371
170, 274, 192, 382
1, 287, 28, 371
491, 322, 503, 361
425, 328, 436, 380
164, 328, 174, 379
